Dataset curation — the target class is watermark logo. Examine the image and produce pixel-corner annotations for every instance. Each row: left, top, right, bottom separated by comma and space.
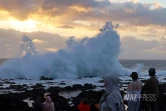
124, 94, 156, 102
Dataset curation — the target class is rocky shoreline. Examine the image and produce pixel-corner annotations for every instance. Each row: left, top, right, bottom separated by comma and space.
0, 76, 166, 111
0, 82, 103, 111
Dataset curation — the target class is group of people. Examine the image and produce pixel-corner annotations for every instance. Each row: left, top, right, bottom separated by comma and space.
32, 67, 159, 111
32, 96, 54, 111
100, 68, 159, 111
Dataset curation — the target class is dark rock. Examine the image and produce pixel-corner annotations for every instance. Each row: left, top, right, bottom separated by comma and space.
22, 84, 29, 88
30, 88, 46, 101
63, 86, 73, 91
47, 86, 62, 94
84, 83, 96, 89
4, 81, 16, 84
31, 83, 44, 88
59, 82, 66, 85
84, 76, 96, 78
9, 85, 23, 90
40, 76, 53, 80
0, 94, 31, 111
46, 81, 56, 84
18, 78, 25, 80
73, 84, 84, 90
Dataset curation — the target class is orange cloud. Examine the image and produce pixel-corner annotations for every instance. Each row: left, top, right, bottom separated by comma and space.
0, 0, 166, 38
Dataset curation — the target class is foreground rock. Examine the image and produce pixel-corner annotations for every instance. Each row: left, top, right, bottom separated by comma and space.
0, 93, 31, 111
1, 82, 166, 111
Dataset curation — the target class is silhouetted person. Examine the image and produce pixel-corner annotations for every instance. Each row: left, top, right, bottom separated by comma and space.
78, 98, 90, 111
127, 72, 142, 111
142, 68, 159, 111
99, 74, 124, 111
32, 96, 43, 111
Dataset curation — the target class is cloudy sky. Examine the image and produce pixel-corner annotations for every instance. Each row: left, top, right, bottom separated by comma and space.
0, 0, 166, 59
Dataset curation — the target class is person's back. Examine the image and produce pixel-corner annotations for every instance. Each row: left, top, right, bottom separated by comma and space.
143, 77, 159, 97
99, 74, 124, 111
78, 98, 90, 111
142, 68, 159, 111
128, 80, 142, 93
127, 72, 142, 111
127, 72, 142, 96
32, 97, 43, 111
43, 96, 55, 111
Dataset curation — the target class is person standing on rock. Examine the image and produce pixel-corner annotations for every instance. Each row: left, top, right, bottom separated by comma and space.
32, 96, 43, 111
142, 68, 159, 111
127, 72, 142, 111
99, 74, 124, 111
78, 98, 90, 111
43, 96, 55, 111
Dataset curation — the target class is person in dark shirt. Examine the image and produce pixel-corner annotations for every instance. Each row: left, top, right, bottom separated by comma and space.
142, 68, 159, 111
32, 96, 43, 111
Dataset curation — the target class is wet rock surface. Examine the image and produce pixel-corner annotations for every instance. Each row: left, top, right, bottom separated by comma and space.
0, 84, 102, 111
0, 76, 166, 111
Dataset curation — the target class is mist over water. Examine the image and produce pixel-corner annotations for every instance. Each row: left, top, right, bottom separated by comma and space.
0, 22, 134, 79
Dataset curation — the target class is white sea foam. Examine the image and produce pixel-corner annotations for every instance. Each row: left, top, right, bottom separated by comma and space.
0, 22, 141, 79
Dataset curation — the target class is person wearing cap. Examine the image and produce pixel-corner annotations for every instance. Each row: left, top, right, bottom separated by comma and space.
127, 72, 142, 111
142, 68, 159, 111
99, 74, 124, 111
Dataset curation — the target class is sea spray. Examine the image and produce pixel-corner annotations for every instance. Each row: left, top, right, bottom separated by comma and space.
0, 22, 129, 79
19, 35, 37, 57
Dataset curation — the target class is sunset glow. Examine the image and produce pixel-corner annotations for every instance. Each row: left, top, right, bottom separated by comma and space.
9, 19, 38, 32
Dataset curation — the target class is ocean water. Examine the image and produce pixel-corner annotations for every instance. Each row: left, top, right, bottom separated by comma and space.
0, 58, 165, 75
120, 59, 166, 72
1, 59, 166, 70
0, 58, 166, 95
